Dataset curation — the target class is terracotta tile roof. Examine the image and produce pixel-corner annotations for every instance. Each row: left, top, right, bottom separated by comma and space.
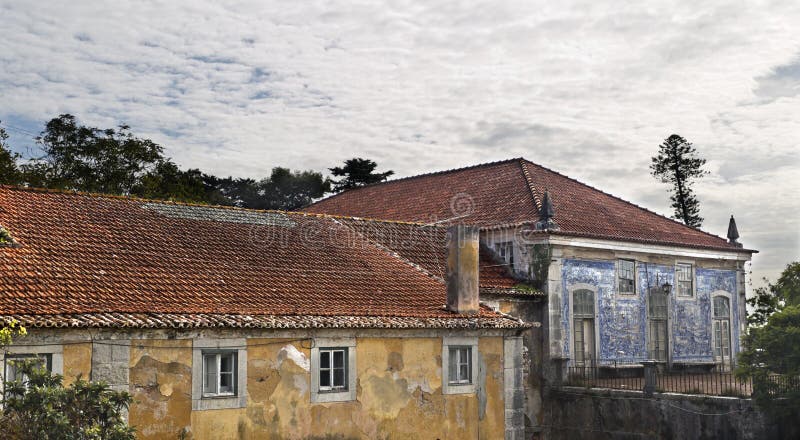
0, 186, 527, 329
332, 217, 539, 295
305, 158, 754, 253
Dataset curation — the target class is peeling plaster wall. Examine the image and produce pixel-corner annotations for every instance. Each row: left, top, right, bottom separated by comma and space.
128, 339, 193, 440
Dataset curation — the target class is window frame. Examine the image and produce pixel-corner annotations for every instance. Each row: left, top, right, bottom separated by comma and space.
311, 337, 356, 403
0, 344, 63, 399
201, 350, 237, 398
494, 241, 515, 269
675, 262, 695, 298
191, 338, 247, 411
442, 336, 478, 394
616, 259, 637, 295
317, 347, 348, 392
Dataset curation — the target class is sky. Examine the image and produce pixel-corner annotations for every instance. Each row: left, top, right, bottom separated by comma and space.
0, 0, 798, 288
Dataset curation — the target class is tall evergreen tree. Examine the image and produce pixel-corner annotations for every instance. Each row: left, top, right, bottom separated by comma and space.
650, 134, 707, 227
329, 157, 393, 193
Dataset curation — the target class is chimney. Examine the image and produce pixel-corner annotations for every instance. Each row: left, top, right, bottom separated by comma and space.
446, 224, 480, 315
727, 215, 742, 247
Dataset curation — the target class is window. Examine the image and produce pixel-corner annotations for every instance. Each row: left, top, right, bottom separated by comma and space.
448, 347, 472, 385
648, 288, 669, 361
318, 348, 348, 392
202, 352, 237, 397
191, 338, 247, 411
712, 295, 732, 367
442, 336, 478, 394
4, 354, 52, 389
617, 259, 636, 294
494, 241, 514, 268
311, 338, 356, 403
676, 263, 693, 297
572, 289, 596, 367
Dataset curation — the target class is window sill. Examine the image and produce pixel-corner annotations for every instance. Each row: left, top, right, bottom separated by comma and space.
311, 388, 355, 403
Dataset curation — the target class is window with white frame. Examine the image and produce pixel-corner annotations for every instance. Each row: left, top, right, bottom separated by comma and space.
617, 259, 636, 294
442, 336, 478, 394
202, 351, 237, 397
494, 241, 514, 268
318, 348, 348, 392
676, 263, 693, 297
191, 339, 247, 411
448, 346, 472, 385
311, 337, 356, 403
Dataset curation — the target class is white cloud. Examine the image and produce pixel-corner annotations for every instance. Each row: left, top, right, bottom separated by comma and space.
0, 0, 798, 286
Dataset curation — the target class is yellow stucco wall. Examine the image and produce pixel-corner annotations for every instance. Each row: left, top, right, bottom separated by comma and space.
128, 339, 193, 440
124, 335, 506, 440
62, 342, 92, 386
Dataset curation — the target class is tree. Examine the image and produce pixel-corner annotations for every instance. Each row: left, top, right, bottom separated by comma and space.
260, 167, 330, 210
329, 158, 393, 193
650, 134, 707, 227
746, 262, 800, 326
0, 359, 135, 439
132, 161, 210, 203
22, 114, 164, 194
737, 262, 800, 426
205, 168, 330, 210
0, 125, 23, 185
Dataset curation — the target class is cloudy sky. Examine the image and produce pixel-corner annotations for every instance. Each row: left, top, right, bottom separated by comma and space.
1, 0, 798, 287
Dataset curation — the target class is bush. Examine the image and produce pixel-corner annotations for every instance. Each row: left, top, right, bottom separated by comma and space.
0, 359, 135, 440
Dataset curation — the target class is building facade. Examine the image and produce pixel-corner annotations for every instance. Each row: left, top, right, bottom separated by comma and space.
0, 187, 530, 440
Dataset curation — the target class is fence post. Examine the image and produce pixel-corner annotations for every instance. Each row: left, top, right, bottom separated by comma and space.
642, 361, 656, 396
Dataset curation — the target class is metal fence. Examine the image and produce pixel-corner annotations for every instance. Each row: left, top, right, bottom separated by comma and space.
564, 363, 756, 397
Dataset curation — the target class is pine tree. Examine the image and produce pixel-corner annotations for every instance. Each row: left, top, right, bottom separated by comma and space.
650, 134, 707, 227
329, 158, 394, 193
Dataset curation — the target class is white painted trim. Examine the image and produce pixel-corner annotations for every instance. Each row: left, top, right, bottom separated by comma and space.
310, 337, 356, 403
545, 236, 752, 261
442, 336, 479, 394
674, 260, 696, 300
710, 291, 734, 367
191, 338, 247, 411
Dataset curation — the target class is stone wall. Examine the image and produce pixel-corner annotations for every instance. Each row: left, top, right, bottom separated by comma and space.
544, 387, 796, 440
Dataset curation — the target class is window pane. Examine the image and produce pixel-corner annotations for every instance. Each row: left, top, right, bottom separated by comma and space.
319, 369, 331, 388
219, 372, 233, 393
320, 351, 330, 369
203, 354, 217, 394
333, 350, 345, 369
333, 368, 345, 387
459, 347, 469, 364
220, 353, 235, 374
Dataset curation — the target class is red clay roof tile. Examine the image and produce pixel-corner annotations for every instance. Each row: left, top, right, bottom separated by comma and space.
305, 158, 754, 253
0, 186, 526, 328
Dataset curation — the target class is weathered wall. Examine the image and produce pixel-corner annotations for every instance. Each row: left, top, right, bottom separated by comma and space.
545, 387, 797, 440
62, 341, 92, 386
128, 338, 193, 440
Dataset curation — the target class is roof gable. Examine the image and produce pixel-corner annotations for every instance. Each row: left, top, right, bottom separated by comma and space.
306, 158, 749, 252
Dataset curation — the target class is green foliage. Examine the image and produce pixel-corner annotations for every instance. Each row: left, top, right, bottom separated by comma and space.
329, 157, 393, 193
0, 125, 23, 185
204, 167, 330, 210
746, 262, 800, 326
650, 134, 707, 227
736, 305, 800, 420
132, 161, 209, 203
0, 359, 135, 440
0, 319, 27, 350
21, 114, 163, 195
